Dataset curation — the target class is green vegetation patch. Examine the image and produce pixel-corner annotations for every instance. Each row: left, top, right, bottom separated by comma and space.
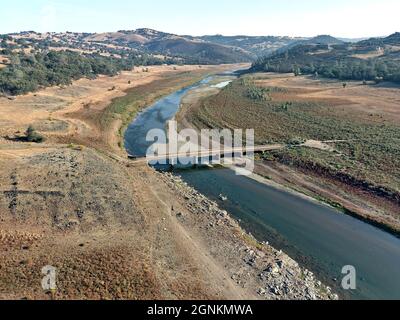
251, 43, 400, 83
188, 76, 400, 194
0, 50, 179, 96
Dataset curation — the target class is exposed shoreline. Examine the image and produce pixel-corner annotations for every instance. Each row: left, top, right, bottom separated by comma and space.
157, 171, 337, 300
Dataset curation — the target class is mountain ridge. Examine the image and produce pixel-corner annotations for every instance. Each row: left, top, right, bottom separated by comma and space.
4, 28, 397, 63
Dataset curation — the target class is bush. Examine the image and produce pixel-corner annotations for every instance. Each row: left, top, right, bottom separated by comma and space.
246, 85, 270, 101
26, 125, 44, 143
288, 137, 306, 146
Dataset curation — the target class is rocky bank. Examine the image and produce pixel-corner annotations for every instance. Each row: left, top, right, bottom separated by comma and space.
158, 171, 339, 300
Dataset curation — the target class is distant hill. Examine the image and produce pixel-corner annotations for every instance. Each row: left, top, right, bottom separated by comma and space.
251, 32, 400, 84
305, 35, 345, 45
358, 32, 400, 46
84, 29, 253, 64
188, 35, 299, 57
84, 29, 304, 62
4, 29, 346, 67
85, 31, 150, 44
275, 35, 344, 54
144, 38, 252, 64
85, 28, 172, 46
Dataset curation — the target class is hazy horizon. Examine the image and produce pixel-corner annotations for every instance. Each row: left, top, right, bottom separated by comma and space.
2, 28, 392, 41
1, 0, 399, 38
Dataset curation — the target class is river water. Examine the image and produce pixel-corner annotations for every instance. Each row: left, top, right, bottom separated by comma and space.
124, 73, 400, 300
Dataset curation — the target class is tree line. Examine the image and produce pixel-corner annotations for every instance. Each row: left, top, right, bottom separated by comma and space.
0, 50, 180, 96
251, 44, 400, 84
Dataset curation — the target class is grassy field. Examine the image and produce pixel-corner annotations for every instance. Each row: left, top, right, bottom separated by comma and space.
184, 73, 400, 234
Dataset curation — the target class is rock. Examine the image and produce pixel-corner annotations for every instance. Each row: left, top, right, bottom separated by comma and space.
245, 257, 256, 267
246, 249, 255, 256
266, 264, 280, 275
256, 251, 265, 258
270, 287, 280, 295
20, 259, 33, 266
257, 288, 266, 295
65, 219, 80, 229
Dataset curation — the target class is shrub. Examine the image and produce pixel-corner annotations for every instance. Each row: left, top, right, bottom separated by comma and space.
246, 86, 270, 101
288, 137, 306, 146
67, 143, 83, 151
26, 125, 44, 143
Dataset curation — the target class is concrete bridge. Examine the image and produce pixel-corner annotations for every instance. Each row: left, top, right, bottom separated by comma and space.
127, 144, 284, 164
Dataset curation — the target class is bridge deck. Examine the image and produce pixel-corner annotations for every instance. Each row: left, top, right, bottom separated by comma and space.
128, 144, 284, 164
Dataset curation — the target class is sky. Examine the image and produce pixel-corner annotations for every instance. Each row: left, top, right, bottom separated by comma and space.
1, 0, 399, 38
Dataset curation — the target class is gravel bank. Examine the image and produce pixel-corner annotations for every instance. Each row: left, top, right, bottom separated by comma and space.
159, 171, 339, 300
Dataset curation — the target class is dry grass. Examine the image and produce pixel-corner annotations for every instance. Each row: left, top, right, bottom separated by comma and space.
255, 73, 400, 123
0, 145, 254, 300
351, 52, 385, 60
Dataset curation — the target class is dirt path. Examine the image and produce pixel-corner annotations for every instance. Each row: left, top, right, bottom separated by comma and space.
134, 166, 253, 299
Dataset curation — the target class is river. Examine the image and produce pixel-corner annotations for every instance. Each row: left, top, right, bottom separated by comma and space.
124, 72, 400, 300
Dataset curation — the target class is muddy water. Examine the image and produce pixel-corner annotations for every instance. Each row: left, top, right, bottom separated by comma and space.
124, 75, 400, 300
